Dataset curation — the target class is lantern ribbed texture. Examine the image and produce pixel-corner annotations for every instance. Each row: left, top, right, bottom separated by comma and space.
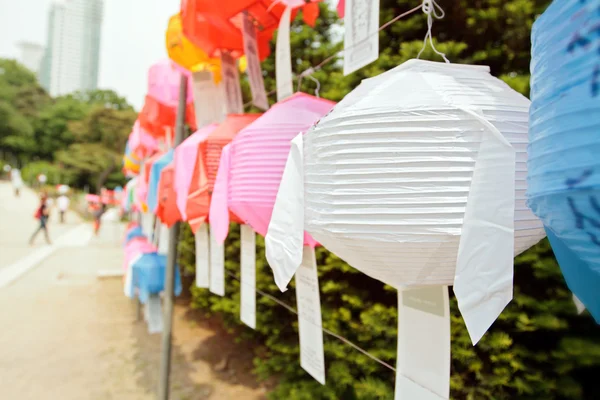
228, 93, 334, 239
303, 59, 545, 289
527, 0, 600, 321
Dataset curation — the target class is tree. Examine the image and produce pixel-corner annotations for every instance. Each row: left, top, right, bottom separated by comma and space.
57, 105, 136, 191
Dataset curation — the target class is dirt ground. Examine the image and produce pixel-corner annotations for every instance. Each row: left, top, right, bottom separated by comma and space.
0, 182, 268, 400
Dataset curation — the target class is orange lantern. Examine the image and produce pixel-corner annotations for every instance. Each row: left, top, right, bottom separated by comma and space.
186, 113, 262, 233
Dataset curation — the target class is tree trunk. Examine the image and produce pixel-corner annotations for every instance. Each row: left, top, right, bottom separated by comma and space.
96, 163, 114, 193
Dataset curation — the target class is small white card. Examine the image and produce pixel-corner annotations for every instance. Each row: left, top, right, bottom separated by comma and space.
146, 293, 164, 334
343, 0, 380, 75
209, 225, 225, 296
240, 225, 256, 329
276, 6, 294, 101
157, 223, 170, 255
242, 13, 269, 110
141, 212, 153, 237
395, 286, 450, 400
220, 52, 244, 114
195, 223, 210, 288
295, 246, 326, 385
192, 70, 225, 127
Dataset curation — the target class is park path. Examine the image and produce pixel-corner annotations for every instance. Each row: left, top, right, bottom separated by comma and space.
0, 182, 266, 400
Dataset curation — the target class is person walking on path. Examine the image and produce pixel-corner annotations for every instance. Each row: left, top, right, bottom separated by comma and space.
29, 193, 52, 245
92, 203, 107, 235
57, 194, 70, 224
11, 168, 23, 197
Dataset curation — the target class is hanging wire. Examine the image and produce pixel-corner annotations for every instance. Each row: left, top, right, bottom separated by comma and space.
223, 270, 396, 372
416, 0, 450, 62
243, 3, 423, 108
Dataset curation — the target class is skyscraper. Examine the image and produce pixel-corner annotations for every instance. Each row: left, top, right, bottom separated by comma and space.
16, 42, 45, 77
40, 0, 103, 97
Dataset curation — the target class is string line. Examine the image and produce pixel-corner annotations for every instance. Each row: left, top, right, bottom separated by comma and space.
245, 4, 423, 108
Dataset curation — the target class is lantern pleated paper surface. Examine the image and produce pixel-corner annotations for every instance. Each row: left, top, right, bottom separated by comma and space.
209, 93, 335, 243
267, 59, 546, 343
186, 114, 261, 233
528, 0, 600, 322
156, 163, 181, 227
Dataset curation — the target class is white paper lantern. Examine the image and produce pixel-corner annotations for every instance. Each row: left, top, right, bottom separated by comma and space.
267, 59, 546, 344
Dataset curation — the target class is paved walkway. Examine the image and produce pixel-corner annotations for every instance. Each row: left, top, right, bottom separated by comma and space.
0, 183, 266, 400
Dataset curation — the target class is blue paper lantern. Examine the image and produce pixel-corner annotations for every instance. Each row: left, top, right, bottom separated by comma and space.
528, 0, 600, 322
131, 252, 182, 304
124, 226, 145, 244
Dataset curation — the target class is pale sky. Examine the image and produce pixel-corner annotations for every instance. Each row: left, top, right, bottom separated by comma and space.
0, 0, 181, 110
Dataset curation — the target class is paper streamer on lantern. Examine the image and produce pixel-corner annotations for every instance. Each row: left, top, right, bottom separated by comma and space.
209, 226, 225, 296
195, 223, 210, 288
221, 53, 244, 114
266, 60, 546, 345
276, 6, 293, 101
157, 223, 170, 255
192, 71, 225, 128
527, 0, 600, 322
242, 12, 269, 110
295, 246, 326, 385
174, 124, 218, 220
343, 0, 380, 75
395, 286, 450, 400
240, 224, 256, 329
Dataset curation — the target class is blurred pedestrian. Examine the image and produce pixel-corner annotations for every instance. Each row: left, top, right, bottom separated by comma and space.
29, 192, 51, 245
57, 194, 70, 224
93, 203, 107, 235
10, 169, 23, 197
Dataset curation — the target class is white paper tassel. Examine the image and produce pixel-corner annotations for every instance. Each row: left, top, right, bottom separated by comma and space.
240, 224, 256, 329
195, 223, 210, 288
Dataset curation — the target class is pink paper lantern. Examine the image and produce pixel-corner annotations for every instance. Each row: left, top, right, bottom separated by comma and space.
209, 93, 335, 244
174, 123, 218, 220
147, 59, 194, 107
129, 120, 159, 158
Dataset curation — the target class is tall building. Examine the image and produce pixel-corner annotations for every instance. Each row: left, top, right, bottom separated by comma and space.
16, 42, 45, 77
40, 0, 103, 96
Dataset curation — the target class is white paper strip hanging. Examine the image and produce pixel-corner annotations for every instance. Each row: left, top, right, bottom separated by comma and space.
242, 12, 269, 111
395, 286, 450, 400
209, 225, 225, 296
240, 224, 256, 329
343, 0, 380, 75
295, 246, 326, 385
192, 70, 225, 127
276, 6, 294, 101
157, 223, 170, 255
220, 52, 244, 114
573, 295, 586, 315
146, 294, 164, 334
141, 211, 153, 238
195, 223, 210, 288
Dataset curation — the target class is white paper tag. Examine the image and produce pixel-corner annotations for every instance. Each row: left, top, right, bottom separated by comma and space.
209, 225, 225, 296
192, 70, 225, 127
195, 223, 210, 288
276, 6, 294, 101
242, 13, 269, 110
152, 216, 161, 247
343, 0, 380, 75
141, 212, 154, 237
454, 108, 516, 345
295, 246, 326, 385
395, 286, 450, 400
146, 293, 163, 334
220, 52, 244, 114
157, 223, 170, 255
240, 225, 256, 329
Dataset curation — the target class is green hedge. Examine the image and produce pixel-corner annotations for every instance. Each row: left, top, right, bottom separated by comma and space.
177, 223, 600, 399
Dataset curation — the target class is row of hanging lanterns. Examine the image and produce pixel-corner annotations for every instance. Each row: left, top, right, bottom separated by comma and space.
119, 0, 598, 398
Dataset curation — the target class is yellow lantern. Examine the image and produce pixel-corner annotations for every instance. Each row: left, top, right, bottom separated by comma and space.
166, 13, 222, 82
